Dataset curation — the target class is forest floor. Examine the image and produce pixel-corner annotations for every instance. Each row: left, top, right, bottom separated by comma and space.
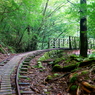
18, 49, 95, 95
0, 53, 16, 63
1, 49, 95, 95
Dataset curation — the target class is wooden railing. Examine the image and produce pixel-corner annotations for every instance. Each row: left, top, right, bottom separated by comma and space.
48, 36, 95, 49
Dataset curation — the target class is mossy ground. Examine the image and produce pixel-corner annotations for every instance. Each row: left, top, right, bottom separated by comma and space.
16, 50, 95, 95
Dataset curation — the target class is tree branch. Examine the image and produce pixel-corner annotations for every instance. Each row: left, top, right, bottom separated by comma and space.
67, 0, 75, 5
37, 0, 50, 34
56, 29, 67, 39
47, 3, 65, 17
43, 0, 49, 16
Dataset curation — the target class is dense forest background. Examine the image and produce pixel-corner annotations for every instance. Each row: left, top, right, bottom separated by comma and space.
0, 0, 95, 53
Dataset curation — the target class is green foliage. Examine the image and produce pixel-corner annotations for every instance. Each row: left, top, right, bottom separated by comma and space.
72, 67, 82, 72
26, 77, 31, 80
38, 50, 64, 61
54, 57, 65, 64
20, 90, 24, 93
33, 61, 44, 69
70, 54, 79, 59
70, 85, 77, 90
0, 47, 5, 54
37, 61, 44, 68
46, 75, 53, 80
38, 52, 50, 61
7, 46, 15, 53
70, 74, 78, 83
45, 91, 50, 94
0, 0, 43, 52
46, 73, 60, 81
53, 73, 59, 77
81, 70, 88, 75
0, 0, 95, 52
39, 69, 44, 72
89, 52, 95, 58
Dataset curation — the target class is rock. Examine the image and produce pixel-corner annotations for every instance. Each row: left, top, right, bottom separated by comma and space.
52, 64, 63, 72
43, 89, 47, 92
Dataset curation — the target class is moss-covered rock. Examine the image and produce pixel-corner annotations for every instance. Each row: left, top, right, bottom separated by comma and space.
70, 54, 79, 59
62, 58, 95, 72
52, 64, 63, 72
62, 64, 77, 72
70, 54, 83, 62
52, 57, 65, 66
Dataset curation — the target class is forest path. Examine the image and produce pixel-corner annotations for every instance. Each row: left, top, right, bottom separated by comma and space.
0, 49, 93, 94
0, 50, 40, 95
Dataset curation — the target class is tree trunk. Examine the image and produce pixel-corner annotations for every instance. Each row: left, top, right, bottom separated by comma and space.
80, 0, 88, 57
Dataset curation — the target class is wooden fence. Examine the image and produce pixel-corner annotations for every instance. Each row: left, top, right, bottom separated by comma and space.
48, 36, 95, 49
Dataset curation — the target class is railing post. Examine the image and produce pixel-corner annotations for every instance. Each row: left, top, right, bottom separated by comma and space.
53, 38, 56, 48
58, 39, 60, 48
48, 38, 50, 49
69, 36, 72, 49
74, 37, 77, 49
63, 39, 64, 46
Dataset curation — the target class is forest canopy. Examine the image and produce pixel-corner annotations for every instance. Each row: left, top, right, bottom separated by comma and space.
0, 0, 95, 52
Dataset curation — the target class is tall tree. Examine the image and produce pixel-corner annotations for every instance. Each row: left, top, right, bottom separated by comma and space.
80, 0, 88, 57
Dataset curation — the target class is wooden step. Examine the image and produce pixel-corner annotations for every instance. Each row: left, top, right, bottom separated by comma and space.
19, 82, 30, 86
20, 91, 33, 94
24, 58, 31, 62
19, 72, 27, 74
22, 62, 29, 65
20, 68, 27, 71
21, 65, 28, 68
19, 76, 27, 79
